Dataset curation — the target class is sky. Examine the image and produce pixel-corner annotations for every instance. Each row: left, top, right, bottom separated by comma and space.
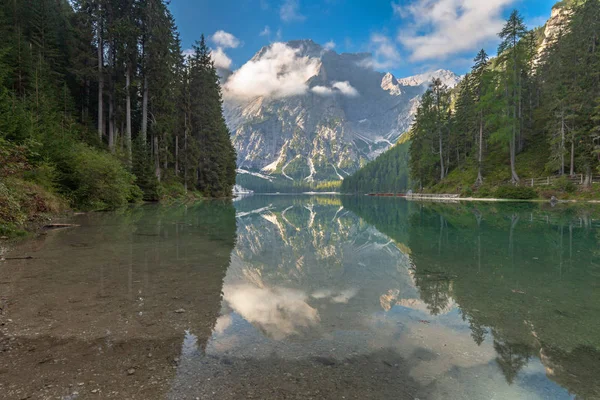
170, 0, 557, 79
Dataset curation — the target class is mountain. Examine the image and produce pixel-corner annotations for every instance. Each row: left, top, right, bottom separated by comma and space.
222, 40, 460, 191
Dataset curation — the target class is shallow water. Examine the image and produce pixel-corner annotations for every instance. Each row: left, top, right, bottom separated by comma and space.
1, 196, 599, 399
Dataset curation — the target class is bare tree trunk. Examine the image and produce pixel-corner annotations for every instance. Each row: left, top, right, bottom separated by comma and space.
142, 75, 149, 143
476, 111, 484, 185
570, 137, 575, 176
439, 131, 444, 181
108, 92, 114, 151
175, 135, 179, 177
560, 110, 565, 175
97, 8, 104, 142
125, 65, 132, 164
154, 135, 160, 181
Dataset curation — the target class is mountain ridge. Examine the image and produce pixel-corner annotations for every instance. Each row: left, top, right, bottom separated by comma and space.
222, 40, 460, 191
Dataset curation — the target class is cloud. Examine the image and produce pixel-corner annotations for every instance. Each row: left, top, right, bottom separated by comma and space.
391, 1, 403, 16
333, 81, 359, 97
260, 25, 271, 37
324, 40, 336, 50
311, 81, 360, 97
311, 86, 334, 96
280, 0, 306, 22
397, 0, 516, 61
182, 48, 194, 59
224, 284, 319, 340
362, 33, 402, 70
211, 30, 241, 49
224, 42, 320, 100
211, 47, 233, 69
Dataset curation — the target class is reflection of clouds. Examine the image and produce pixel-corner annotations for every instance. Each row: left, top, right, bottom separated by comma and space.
312, 288, 359, 304
223, 284, 320, 340
214, 314, 233, 335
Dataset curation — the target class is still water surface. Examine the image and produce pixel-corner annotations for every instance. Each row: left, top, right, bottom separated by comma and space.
1, 196, 599, 399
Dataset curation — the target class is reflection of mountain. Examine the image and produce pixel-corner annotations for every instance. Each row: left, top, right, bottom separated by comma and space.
225, 195, 417, 340
344, 197, 600, 398
0, 203, 236, 399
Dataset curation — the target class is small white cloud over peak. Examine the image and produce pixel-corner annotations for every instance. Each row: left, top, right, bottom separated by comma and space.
324, 40, 336, 50
224, 42, 320, 100
182, 48, 194, 59
397, 0, 516, 61
311, 86, 333, 96
333, 81, 359, 97
280, 0, 306, 22
211, 47, 233, 69
211, 30, 241, 49
311, 81, 359, 97
260, 26, 271, 37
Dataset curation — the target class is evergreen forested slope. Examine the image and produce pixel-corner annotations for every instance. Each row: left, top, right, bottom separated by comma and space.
0, 0, 236, 235
340, 136, 411, 193
342, 0, 600, 199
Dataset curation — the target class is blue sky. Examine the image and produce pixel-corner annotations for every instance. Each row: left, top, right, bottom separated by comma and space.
170, 0, 556, 78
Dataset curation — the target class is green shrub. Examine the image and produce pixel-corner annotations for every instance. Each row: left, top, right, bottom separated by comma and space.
494, 185, 538, 200
63, 143, 142, 210
476, 186, 493, 198
461, 186, 474, 197
552, 176, 577, 194
23, 162, 59, 191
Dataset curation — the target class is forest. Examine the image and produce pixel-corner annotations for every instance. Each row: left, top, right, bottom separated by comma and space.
0, 0, 236, 235
343, 0, 600, 199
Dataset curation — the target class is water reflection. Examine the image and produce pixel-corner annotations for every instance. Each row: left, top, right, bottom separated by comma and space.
169, 196, 600, 399
2, 196, 599, 399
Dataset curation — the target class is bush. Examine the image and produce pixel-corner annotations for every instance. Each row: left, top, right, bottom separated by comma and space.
62, 143, 142, 210
494, 185, 538, 200
552, 176, 577, 194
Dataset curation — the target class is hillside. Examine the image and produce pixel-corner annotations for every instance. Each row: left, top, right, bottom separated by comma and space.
342, 0, 600, 200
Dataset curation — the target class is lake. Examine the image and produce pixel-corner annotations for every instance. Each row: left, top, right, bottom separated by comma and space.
1, 196, 599, 399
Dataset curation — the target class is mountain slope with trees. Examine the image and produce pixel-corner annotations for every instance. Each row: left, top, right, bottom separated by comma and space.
0, 0, 236, 235
342, 0, 600, 199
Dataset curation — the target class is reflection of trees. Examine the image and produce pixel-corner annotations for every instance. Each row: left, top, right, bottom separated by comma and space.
413, 273, 451, 316
493, 338, 534, 385
344, 197, 600, 393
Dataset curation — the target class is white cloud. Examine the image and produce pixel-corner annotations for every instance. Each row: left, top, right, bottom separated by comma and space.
224, 42, 320, 100
333, 81, 359, 97
362, 33, 402, 70
212, 47, 233, 69
182, 48, 194, 59
311, 81, 359, 97
397, 0, 516, 61
324, 40, 336, 50
211, 30, 241, 49
260, 25, 271, 37
280, 0, 306, 22
311, 86, 333, 96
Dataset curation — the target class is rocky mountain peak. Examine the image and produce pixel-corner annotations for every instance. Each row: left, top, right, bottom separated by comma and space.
224, 40, 461, 190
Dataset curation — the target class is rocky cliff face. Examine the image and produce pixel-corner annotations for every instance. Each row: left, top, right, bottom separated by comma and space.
223, 40, 460, 187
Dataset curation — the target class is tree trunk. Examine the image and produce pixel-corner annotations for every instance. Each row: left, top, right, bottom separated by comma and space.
439, 131, 444, 181
560, 110, 565, 175
142, 75, 149, 144
97, 9, 104, 141
570, 137, 575, 176
175, 135, 179, 177
125, 65, 132, 164
154, 135, 161, 181
476, 111, 484, 186
108, 92, 114, 151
